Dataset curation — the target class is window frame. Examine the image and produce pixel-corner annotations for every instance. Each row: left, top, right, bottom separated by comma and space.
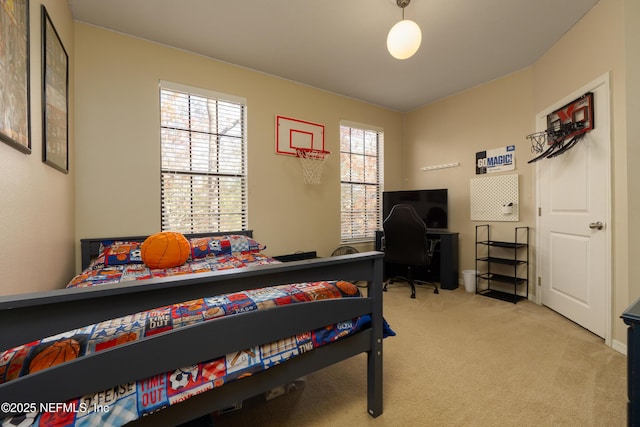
339, 120, 384, 243
159, 80, 248, 233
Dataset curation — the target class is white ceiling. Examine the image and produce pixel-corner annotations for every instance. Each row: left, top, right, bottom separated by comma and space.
68, 0, 600, 112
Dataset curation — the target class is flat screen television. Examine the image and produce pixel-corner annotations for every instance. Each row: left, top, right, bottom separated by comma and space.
382, 189, 448, 230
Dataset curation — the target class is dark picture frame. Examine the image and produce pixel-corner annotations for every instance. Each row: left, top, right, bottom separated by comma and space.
0, 0, 31, 153
42, 5, 68, 173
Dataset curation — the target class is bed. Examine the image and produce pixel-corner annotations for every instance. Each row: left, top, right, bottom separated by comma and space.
0, 230, 385, 426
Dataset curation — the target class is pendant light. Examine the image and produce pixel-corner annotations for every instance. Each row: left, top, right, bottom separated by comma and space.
387, 0, 422, 60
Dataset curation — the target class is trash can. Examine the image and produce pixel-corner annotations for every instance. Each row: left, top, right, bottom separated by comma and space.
462, 270, 477, 293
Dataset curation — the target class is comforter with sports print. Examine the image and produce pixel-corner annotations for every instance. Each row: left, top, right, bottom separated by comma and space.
0, 253, 367, 427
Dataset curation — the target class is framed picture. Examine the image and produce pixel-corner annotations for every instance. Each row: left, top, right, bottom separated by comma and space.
0, 0, 31, 153
42, 5, 68, 173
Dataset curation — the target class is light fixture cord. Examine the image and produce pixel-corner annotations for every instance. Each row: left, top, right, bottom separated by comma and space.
398, 0, 410, 20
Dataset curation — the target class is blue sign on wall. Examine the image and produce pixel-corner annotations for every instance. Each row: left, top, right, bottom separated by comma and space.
476, 145, 515, 174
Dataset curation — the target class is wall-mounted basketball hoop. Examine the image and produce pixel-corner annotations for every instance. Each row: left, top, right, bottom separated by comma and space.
275, 115, 325, 156
275, 115, 329, 184
296, 148, 330, 184
526, 92, 594, 163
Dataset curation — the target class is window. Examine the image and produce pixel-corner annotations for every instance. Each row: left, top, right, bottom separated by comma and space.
340, 121, 384, 242
159, 81, 247, 233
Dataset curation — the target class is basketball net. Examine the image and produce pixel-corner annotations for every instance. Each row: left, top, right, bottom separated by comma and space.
296, 148, 329, 184
526, 131, 548, 154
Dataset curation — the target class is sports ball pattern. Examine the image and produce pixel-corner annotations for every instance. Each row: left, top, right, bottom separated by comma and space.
28, 339, 81, 373
190, 235, 265, 259
70, 252, 278, 288
141, 232, 190, 269
0, 234, 393, 427
1, 278, 367, 427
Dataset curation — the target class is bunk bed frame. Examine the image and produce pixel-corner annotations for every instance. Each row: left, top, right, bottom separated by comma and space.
0, 231, 384, 425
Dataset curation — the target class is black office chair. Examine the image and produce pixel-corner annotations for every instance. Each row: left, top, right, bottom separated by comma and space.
382, 204, 439, 298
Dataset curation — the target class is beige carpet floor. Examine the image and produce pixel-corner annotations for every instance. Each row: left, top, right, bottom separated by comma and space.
211, 284, 627, 427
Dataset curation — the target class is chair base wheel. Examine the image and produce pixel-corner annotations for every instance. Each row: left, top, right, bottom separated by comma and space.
384, 277, 438, 298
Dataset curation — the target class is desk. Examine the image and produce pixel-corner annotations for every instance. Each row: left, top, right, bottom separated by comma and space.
375, 230, 459, 290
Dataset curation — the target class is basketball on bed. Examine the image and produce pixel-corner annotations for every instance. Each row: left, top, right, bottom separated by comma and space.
141, 231, 190, 269
29, 339, 81, 374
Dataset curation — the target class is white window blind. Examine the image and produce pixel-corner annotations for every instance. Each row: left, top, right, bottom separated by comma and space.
340, 121, 384, 243
159, 81, 247, 233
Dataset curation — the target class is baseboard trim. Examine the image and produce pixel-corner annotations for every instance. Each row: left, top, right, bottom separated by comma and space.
612, 339, 627, 356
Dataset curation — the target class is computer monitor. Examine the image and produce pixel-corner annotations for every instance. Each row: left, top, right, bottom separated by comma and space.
382, 189, 448, 230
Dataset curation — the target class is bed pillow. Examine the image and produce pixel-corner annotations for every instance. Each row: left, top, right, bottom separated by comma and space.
90, 241, 144, 269
189, 234, 266, 259
141, 232, 191, 269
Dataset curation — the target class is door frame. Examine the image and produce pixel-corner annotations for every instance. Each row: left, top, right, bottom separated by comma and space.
534, 72, 612, 346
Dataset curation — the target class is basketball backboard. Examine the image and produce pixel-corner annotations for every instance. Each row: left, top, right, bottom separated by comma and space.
527, 92, 594, 163
275, 115, 325, 156
546, 91, 594, 144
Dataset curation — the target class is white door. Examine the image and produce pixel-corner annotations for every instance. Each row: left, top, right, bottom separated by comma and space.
537, 75, 611, 339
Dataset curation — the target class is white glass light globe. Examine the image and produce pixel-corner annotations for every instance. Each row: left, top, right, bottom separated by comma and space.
386, 19, 422, 60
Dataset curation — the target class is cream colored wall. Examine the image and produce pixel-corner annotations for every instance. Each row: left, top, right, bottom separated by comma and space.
624, 0, 640, 302
532, 0, 628, 346
74, 23, 404, 266
404, 70, 535, 294
4, 4, 632, 355
405, 0, 633, 347
0, 0, 75, 296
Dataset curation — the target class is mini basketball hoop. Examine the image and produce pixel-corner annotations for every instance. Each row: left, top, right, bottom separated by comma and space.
296, 148, 330, 184
526, 92, 594, 163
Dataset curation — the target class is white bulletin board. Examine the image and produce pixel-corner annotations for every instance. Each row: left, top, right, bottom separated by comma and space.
470, 174, 519, 221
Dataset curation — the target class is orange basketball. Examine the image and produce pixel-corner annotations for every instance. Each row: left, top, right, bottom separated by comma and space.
141, 231, 190, 269
336, 280, 359, 296
29, 339, 81, 373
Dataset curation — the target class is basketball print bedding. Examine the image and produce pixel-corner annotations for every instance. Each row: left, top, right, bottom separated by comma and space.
0, 231, 386, 426
27, 339, 81, 374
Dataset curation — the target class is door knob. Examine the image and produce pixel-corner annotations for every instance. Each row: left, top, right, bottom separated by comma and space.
589, 221, 604, 230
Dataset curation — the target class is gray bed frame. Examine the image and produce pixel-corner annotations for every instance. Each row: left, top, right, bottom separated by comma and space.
0, 231, 384, 425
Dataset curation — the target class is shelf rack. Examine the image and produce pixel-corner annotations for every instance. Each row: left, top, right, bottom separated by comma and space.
475, 225, 529, 303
